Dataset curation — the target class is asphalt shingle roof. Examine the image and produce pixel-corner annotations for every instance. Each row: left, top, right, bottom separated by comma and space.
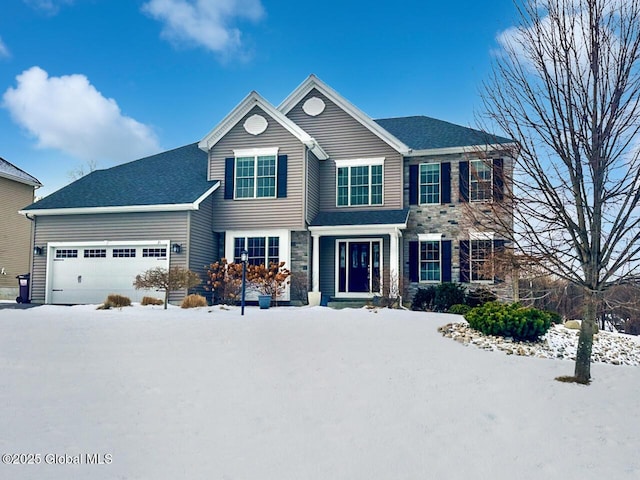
310, 208, 410, 227
374, 116, 513, 151
0, 157, 42, 187
24, 143, 216, 211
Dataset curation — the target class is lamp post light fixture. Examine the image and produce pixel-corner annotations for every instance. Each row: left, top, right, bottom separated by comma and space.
171, 243, 182, 254
240, 249, 248, 316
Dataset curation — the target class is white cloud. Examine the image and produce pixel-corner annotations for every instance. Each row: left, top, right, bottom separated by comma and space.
23, 0, 74, 14
2, 66, 160, 162
0, 36, 9, 58
142, 0, 265, 55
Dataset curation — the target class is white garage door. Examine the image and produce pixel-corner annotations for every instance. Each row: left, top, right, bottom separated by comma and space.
48, 242, 170, 304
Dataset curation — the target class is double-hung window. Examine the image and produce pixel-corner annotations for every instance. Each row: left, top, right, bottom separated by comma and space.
469, 159, 493, 202
420, 163, 440, 204
234, 148, 277, 199
336, 158, 384, 207
418, 234, 442, 282
470, 238, 493, 282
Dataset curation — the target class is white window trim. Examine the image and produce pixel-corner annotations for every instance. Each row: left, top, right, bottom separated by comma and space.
419, 162, 441, 205
469, 159, 493, 203
418, 234, 443, 283
335, 158, 385, 207
470, 235, 495, 284
233, 148, 279, 200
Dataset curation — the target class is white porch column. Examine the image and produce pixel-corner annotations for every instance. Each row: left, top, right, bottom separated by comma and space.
312, 233, 320, 292
389, 229, 400, 298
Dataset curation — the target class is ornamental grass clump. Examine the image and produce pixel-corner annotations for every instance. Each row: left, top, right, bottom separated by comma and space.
464, 301, 553, 342
181, 294, 208, 309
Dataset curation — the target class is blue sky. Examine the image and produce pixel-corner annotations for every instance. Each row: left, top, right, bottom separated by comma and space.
0, 0, 518, 197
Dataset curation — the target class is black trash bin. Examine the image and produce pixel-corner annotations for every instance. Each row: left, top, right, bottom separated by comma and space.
16, 273, 31, 304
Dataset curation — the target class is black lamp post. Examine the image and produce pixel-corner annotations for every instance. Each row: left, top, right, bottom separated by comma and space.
240, 249, 248, 316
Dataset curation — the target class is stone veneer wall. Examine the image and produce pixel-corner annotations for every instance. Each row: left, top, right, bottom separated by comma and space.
402, 153, 514, 302
290, 231, 310, 303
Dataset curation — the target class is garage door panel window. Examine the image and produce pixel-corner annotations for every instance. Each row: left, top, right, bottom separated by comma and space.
55, 249, 78, 259
113, 248, 136, 258
143, 248, 167, 258
84, 249, 106, 258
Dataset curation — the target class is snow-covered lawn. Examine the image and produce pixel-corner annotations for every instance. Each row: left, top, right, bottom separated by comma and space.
0, 304, 638, 480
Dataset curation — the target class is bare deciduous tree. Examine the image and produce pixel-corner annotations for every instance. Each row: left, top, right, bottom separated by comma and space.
481, 0, 640, 383
134, 266, 201, 310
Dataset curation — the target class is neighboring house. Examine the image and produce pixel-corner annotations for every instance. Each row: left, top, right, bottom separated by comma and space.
21, 75, 514, 305
0, 157, 42, 300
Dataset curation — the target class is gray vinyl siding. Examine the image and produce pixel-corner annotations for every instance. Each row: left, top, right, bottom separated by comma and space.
0, 177, 35, 292
319, 236, 335, 297
286, 89, 404, 212
31, 211, 189, 304
307, 150, 320, 223
208, 105, 306, 230
188, 194, 215, 299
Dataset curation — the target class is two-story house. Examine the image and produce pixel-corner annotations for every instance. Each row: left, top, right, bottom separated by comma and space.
1, 157, 42, 300
21, 75, 514, 305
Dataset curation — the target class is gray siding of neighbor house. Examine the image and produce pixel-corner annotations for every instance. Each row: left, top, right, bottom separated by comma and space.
31, 212, 189, 303
188, 194, 216, 299
208, 105, 307, 230
0, 177, 35, 296
286, 89, 404, 212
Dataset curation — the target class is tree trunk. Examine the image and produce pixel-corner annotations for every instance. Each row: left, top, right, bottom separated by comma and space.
164, 289, 169, 310
574, 290, 598, 382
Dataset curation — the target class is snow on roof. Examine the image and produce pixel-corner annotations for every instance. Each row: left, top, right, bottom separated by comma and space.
0, 156, 42, 187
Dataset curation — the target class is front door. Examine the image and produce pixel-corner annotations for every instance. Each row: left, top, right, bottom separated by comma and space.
348, 242, 370, 292
337, 239, 382, 296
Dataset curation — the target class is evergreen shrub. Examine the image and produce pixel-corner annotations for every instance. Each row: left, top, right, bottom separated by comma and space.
464, 301, 553, 342
465, 287, 498, 308
411, 286, 436, 311
449, 304, 471, 315
434, 283, 466, 312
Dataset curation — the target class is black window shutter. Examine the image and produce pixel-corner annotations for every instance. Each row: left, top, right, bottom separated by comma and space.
409, 164, 419, 205
459, 240, 470, 283
441, 162, 451, 204
277, 155, 288, 198
409, 241, 419, 282
441, 240, 452, 282
493, 158, 504, 202
493, 239, 506, 283
459, 161, 469, 202
224, 157, 234, 199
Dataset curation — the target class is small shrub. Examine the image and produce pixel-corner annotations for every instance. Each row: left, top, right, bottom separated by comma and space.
109, 294, 132, 307
464, 301, 553, 342
546, 310, 563, 325
411, 286, 436, 311
207, 259, 243, 305
434, 283, 466, 312
181, 294, 208, 309
141, 296, 164, 306
449, 304, 471, 315
465, 287, 497, 308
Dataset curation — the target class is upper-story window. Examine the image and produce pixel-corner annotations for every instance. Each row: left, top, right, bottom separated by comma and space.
469, 159, 493, 202
234, 148, 278, 199
336, 158, 384, 207
420, 163, 440, 204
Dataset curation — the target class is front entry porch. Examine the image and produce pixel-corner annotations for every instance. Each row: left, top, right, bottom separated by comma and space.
308, 208, 409, 300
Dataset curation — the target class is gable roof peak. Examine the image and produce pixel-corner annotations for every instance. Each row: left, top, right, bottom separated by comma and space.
278, 75, 411, 155
198, 86, 328, 159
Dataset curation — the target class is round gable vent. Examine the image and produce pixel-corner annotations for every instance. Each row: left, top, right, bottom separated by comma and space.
243, 114, 268, 135
302, 96, 325, 116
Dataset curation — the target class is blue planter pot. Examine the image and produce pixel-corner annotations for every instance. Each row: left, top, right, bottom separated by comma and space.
258, 294, 272, 309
